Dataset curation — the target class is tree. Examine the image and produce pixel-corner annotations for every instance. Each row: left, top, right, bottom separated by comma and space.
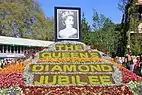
0, 0, 54, 40
118, 0, 142, 55
92, 9, 111, 31
81, 12, 91, 44
118, 0, 129, 13
90, 10, 121, 55
131, 38, 142, 55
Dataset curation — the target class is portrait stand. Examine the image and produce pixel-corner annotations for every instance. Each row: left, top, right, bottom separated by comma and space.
54, 7, 81, 42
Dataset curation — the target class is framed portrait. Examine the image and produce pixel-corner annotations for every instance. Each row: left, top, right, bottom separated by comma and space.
54, 7, 81, 42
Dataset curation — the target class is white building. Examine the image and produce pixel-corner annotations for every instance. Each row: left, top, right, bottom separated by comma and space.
0, 36, 54, 58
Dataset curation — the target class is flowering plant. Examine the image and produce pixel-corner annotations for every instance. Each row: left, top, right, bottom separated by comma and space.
127, 81, 142, 95
37, 58, 105, 63
0, 41, 141, 95
0, 73, 24, 88
0, 86, 23, 95
20, 85, 133, 95
0, 62, 31, 74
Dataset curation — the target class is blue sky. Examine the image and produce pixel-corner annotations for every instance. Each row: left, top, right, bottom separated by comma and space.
38, 0, 122, 24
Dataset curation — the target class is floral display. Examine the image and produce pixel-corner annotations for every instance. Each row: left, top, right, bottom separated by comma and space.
0, 41, 141, 95
0, 73, 24, 88
0, 86, 23, 95
127, 81, 142, 95
20, 85, 133, 95
23, 62, 123, 86
0, 62, 31, 74
37, 58, 105, 63
118, 66, 142, 83
108, 59, 142, 83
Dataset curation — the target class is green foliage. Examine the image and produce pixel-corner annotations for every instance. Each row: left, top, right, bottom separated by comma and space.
118, 0, 129, 13
81, 10, 121, 55
131, 36, 142, 55
92, 10, 121, 55
0, 0, 54, 41
81, 13, 91, 44
118, 0, 142, 55
92, 9, 111, 31
127, 1, 142, 55
91, 24, 121, 55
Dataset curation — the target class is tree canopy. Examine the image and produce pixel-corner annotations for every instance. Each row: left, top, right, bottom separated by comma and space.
81, 10, 121, 56
0, 0, 54, 41
118, 0, 142, 55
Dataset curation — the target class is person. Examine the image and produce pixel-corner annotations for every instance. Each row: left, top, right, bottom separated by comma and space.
140, 55, 142, 76
134, 56, 141, 76
118, 57, 122, 64
122, 56, 128, 68
58, 11, 78, 39
1, 62, 3, 69
127, 55, 134, 72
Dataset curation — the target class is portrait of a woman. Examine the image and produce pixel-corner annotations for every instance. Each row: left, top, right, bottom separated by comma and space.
57, 10, 79, 39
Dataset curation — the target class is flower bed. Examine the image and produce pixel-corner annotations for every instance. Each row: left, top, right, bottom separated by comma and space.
37, 58, 105, 63
0, 41, 142, 95
0, 73, 24, 88
0, 62, 31, 74
20, 85, 133, 95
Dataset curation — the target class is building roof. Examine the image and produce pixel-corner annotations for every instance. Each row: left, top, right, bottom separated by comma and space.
0, 36, 54, 47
